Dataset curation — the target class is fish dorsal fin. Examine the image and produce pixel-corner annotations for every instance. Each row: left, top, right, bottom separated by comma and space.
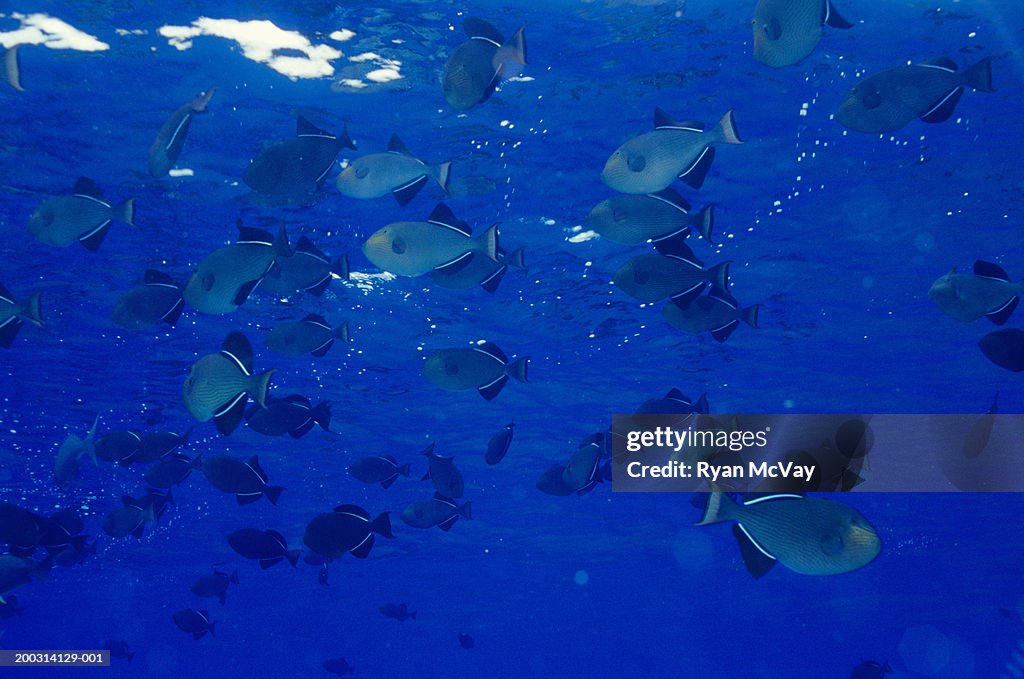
742, 493, 803, 506
121, 496, 142, 509
921, 56, 958, 72
387, 133, 412, 156
266, 529, 287, 550
143, 269, 176, 287
654, 108, 704, 132
463, 17, 504, 44
296, 115, 331, 137
664, 388, 691, 404
220, 332, 253, 375
475, 341, 507, 364
72, 177, 104, 200
432, 492, 456, 507
285, 394, 311, 408
246, 456, 268, 483
294, 236, 328, 263
974, 259, 1010, 282
732, 524, 776, 578
236, 226, 274, 246
427, 203, 471, 236
647, 187, 691, 213
302, 313, 331, 329
656, 237, 700, 266
334, 504, 370, 521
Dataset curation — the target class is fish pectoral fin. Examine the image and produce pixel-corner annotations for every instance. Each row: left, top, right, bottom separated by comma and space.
985, 296, 1019, 326
732, 524, 776, 579
920, 87, 963, 124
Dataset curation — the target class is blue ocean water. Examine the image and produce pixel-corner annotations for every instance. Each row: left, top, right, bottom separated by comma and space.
1, 0, 1023, 676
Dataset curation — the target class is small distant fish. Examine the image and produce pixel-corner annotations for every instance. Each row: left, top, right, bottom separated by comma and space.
348, 455, 411, 489
401, 492, 472, 531
752, 0, 852, 68
183, 222, 291, 315
613, 242, 731, 308
587, 189, 715, 248
636, 388, 709, 415
422, 341, 529, 401
979, 328, 1024, 372
837, 56, 994, 133
53, 415, 99, 488
265, 314, 349, 358
173, 608, 215, 640
149, 86, 216, 177
133, 429, 191, 465
0, 281, 42, 348
191, 569, 239, 605
432, 245, 525, 294
112, 270, 185, 329
244, 116, 355, 196
421, 443, 465, 498
929, 260, 1021, 325
696, 486, 882, 576
380, 602, 417, 622
182, 332, 275, 435
259, 236, 348, 298
336, 134, 451, 205
323, 657, 355, 677
850, 659, 892, 679
302, 505, 393, 561
2, 45, 24, 91
0, 554, 52, 600
458, 632, 475, 649
103, 640, 134, 661
27, 177, 136, 251
197, 455, 284, 506
662, 287, 760, 342
245, 395, 331, 438
602, 109, 742, 194
95, 431, 141, 465
363, 203, 499, 277
0, 595, 23, 619
443, 18, 526, 110
226, 528, 300, 569
143, 453, 195, 488
485, 422, 514, 465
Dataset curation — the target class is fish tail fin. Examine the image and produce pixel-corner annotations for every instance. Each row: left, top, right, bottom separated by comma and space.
964, 56, 994, 92
432, 161, 452, 193
332, 255, 350, 282
112, 198, 136, 227
24, 292, 43, 327
398, 463, 412, 477
312, 401, 332, 432
264, 485, 285, 505
250, 369, 275, 408
229, 569, 239, 584
33, 554, 55, 580
192, 86, 216, 112
460, 501, 473, 520
478, 223, 500, 261
372, 511, 394, 538
3, 45, 23, 92
716, 110, 743, 145
338, 124, 357, 151
689, 204, 716, 244
706, 261, 732, 293
506, 247, 526, 270
333, 322, 351, 343
508, 356, 530, 383
694, 484, 738, 525
286, 549, 300, 568
741, 304, 761, 328
498, 26, 527, 66
274, 222, 291, 258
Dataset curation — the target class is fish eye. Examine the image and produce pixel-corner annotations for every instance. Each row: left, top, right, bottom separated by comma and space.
862, 89, 882, 109
627, 155, 646, 173
356, 167, 369, 179
391, 238, 406, 255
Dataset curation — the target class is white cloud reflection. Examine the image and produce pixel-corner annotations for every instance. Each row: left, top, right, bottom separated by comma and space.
158, 18, 345, 79
0, 12, 109, 51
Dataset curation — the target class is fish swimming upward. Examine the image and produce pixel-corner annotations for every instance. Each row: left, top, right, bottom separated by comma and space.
2, 45, 23, 91
27, 177, 136, 251
602, 109, 743, 194
244, 116, 356, 196
148, 86, 216, 177
443, 18, 527, 110
336, 134, 451, 205
929, 260, 1022, 325
696, 487, 882, 576
0, 282, 42, 349
752, 0, 852, 68
837, 56, 994, 133
53, 415, 100, 488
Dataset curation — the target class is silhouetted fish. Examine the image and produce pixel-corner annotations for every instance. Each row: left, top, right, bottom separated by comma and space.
536, 464, 575, 496
95, 431, 141, 465
53, 415, 99, 488
191, 569, 238, 605
27, 177, 135, 251
244, 116, 355, 196
259, 236, 348, 298
979, 328, 1024, 372
422, 341, 529, 400
929, 260, 1021, 325
226, 528, 300, 569
401, 493, 472, 531
443, 18, 526, 110
458, 632, 475, 649
636, 388, 709, 416
850, 659, 892, 678
265, 314, 349, 358
613, 243, 731, 308
323, 657, 355, 676
485, 422, 514, 465
143, 454, 194, 488
0, 555, 51, 601
302, 505, 393, 560
102, 491, 171, 539
173, 608, 215, 640
837, 56, 993, 133
182, 332, 275, 435
0, 281, 42, 349
2, 45, 23, 91
562, 444, 612, 495
112, 270, 185, 329
380, 602, 417, 621
149, 86, 216, 177
103, 640, 134, 661
197, 455, 283, 505
587, 189, 715, 248
133, 429, 191, 465
336, 134, 451, 205
183, 223, 290, 314
431, 246, 524, 293
602, 109, 742, 194
348, 455, 411, 489
752, 0, 852, 68
245, 395, 331, 438
662, 287, 760, 342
